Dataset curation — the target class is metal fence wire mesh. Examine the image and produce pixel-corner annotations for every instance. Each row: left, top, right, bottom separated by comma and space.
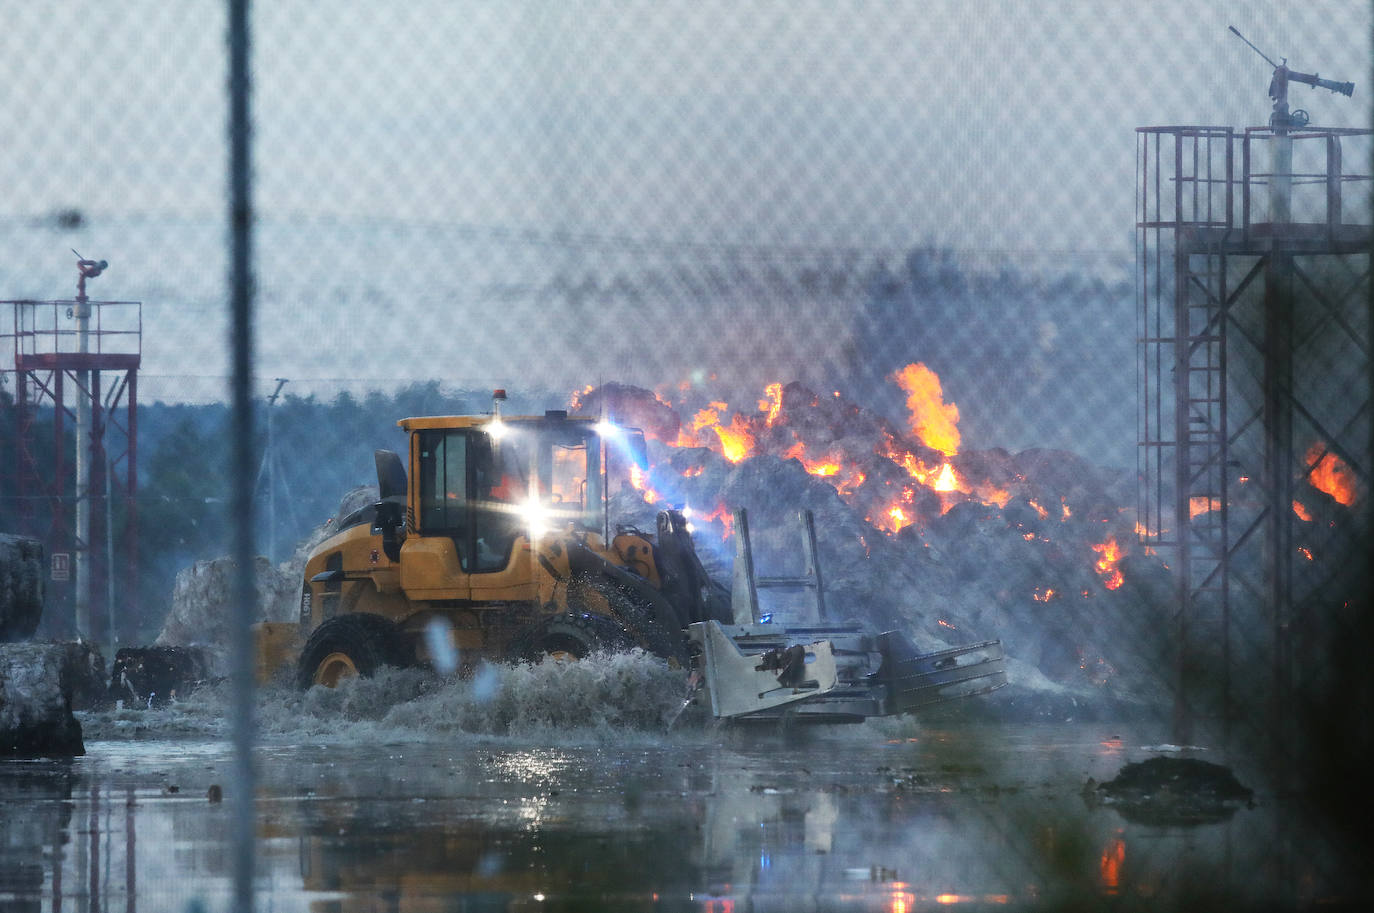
1, 1, 1372, 909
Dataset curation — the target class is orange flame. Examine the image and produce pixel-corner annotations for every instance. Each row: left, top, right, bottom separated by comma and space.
629, 465, 660, 504
976, 483, 1011, 508
678, 401, 758, 462
701, 503, 734, 539
1028, 500, 1049, 520
1092, 536, 1125, 590
1306, 443, 1358, 506
713, 413, 756, 463
870, 502, 915, 535
1100, 837, 1126, 896
682, 465, 704, 478
933, 463, 959, 492
893, 362, 960, 456
1292, 499, 1312, 521
1189, 496, 1220, 518
783, 439, 861, 494
758, 382, 783, 427
1033, 587, 1056, 603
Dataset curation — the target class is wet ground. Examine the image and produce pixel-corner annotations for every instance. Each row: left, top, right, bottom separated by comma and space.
0, 659, 1363, 911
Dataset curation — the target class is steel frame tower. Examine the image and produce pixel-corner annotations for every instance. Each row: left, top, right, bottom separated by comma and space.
2, 293, 141, 646
1137, 124, 1371, 751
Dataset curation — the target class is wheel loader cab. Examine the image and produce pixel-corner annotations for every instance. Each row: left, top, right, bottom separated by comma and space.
399, 414, 616, 601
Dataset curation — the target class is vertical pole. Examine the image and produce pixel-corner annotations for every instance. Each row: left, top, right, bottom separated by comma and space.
124, 787, 136, 913
1173, 240, 1193, 745
1171, 133, 1193, 745
74, 284, 91, 640
91, 369, 105, 644
126, 369, 138, 635
106, 457, 115, 663
264, 378, 286, 560
54, 370, 66, 633
1264, 249, 1295, 788
799, 510, 827, 621
730, 508, 759, 625
16, 368, 30, 532
267, 392, 275, 560
1326, 135, 1343, 234
227, 0, 257, 910
1272, 120, 1293, 227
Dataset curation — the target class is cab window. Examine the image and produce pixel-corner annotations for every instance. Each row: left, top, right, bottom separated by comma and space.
418, 430, 471, 570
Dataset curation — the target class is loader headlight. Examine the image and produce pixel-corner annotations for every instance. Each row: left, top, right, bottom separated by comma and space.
514, 497, 551, 540
593, 419, 622, 439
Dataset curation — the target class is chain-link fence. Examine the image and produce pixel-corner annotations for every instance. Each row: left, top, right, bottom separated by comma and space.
1, 1, 1371, 910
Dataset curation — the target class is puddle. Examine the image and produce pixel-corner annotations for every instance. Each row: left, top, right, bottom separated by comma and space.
3, 661, 1366, 910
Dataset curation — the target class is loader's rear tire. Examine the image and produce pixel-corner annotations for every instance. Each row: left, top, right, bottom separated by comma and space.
296, 614, 407, 690
511, 613, 632, 664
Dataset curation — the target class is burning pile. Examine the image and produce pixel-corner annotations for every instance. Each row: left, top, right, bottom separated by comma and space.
576, 367, 1172, 713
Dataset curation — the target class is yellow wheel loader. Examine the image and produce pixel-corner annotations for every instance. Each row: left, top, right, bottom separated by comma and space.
255, 403, 1006, 722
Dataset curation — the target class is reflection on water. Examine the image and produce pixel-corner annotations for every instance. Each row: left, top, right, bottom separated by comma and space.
0, 725, 1363, 911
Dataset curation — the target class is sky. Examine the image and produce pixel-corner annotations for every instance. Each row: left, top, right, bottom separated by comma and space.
0, 0, 1370, 455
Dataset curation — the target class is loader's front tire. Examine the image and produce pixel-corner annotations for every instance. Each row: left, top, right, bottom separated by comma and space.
565, 574, 688, 666
296, 614, 407, 689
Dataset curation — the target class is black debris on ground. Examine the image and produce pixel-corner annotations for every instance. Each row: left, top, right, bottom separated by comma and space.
1095, 757, 1253, 826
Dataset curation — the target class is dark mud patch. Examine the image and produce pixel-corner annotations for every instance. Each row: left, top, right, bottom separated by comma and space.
1092, 756, 1253, 826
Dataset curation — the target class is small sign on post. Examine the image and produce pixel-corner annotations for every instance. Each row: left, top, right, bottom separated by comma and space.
51, 552, 70, 582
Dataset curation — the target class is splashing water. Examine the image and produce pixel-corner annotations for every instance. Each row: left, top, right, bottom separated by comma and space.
79, 650, 697, 746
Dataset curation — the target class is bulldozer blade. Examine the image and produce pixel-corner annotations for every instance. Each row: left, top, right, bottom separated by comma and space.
696, 620, 839, 719
870, 631, 1007, 714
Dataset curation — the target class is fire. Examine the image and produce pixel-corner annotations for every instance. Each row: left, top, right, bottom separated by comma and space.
1306, 442, 1358, 506
837, 470, 865, 496
1292, 499, 1312, 521
758, 382, 783, 427
893, 362, 960, 456
679, 402, 757, 463
1100, 836, 1126, 895
1298, 545, 1313, 561
629, 465, 660, 504
1032, 587, 1055, 602
689, 402, 727, 436
582, 365, 1063, 544
1091, 536, 1125, 590
887, 505, 912, 532
976, 484, 1011, 508
782, 441, 841, 477
1061, 498, 1072, 519
1189, 496, 1220, 518
700, 503, 734, 539
713, 413, 756, 463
